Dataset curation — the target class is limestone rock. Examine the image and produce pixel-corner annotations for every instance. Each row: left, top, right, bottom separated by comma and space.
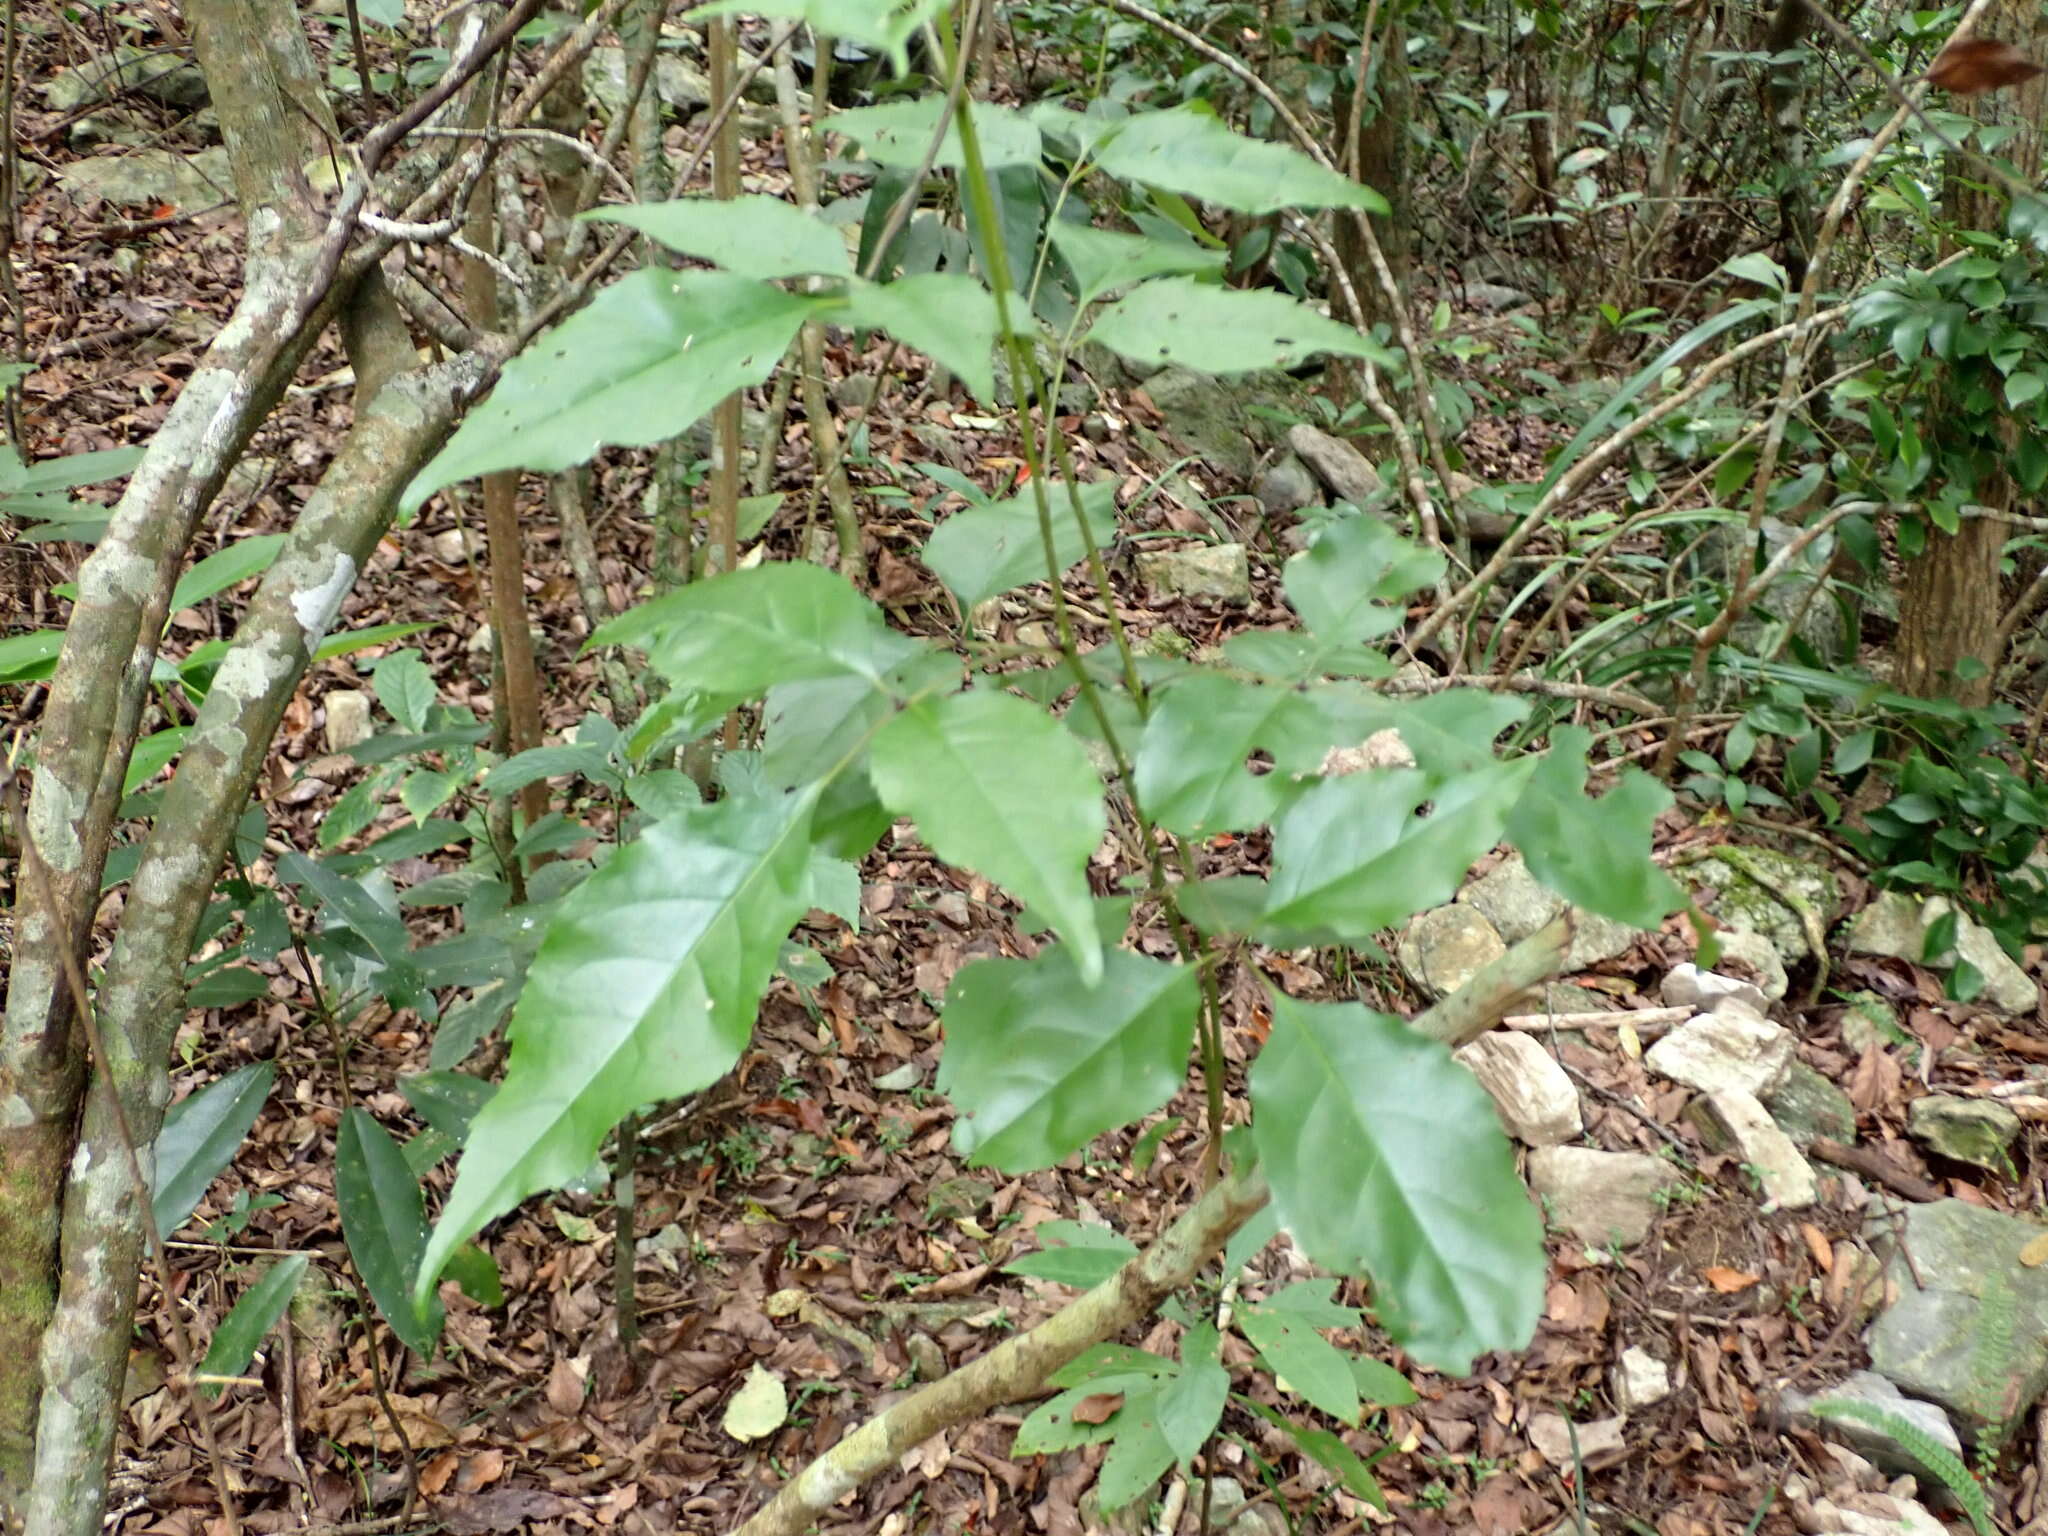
322, 689, 373, 754
58, 146, 233, 210
1527, 1412, 1625, 1465
1614, 1347, 1671, 1411
1687, 847, 1839, 963
1841, 990, 1911, 1054
1644, 1004, 1793, 1097
586, 45, 713, 116
1254, 454, 1321, 516
1454, 1032, 1583, 1147
1399, 904, 1506, 1000
1702, 1088, 1816, 1209
1800, 1489, 1948, 1536
1867, 1198, 2048, 1444
1527, 1147, 1674, 1249
1137, 544, 1251, 605
1764, 1061, 1857, 1147
1715, 928, 1790, 1002
1456, 853, 1638, 969
1908, 1095, 2021, 1175
1662, 963, 1769, 1015
45, 46, 209, 112
1783, 1371, 1964, 1483
1845, 894, 2037, 1014
1286, 422, 1384, 507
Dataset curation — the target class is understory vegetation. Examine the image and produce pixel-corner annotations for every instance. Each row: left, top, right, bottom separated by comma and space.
5, 0, 2048, 1532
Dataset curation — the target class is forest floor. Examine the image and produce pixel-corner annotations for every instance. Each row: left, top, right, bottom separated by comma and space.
8, 19, 2048, 1536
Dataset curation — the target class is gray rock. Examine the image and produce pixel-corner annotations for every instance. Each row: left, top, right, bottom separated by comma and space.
1143, 368, 1301, 480
1867, 1199, 2048, 1444
1846, 894, 2039, 1013
1137, 544, 1250, 606
1764, 1061, 1857, 1147
1908, 1095, 2021, 1175
1456, 853, 1638, 969
1686, 848, 1839, 963
1784, 1371, 1965, 1483
1459, 281, 1533, 313
68, 112, 149, 150
1841, 990, 1912, 1054
1527, 1147, 1675, 1249
1703, 1088, 1816, 1209
1455, 1031, 1583, 1147
1693, 515, 1859, 666
1527, 1412, 1625, 1465
1663, 963, 1770, 1015
1399, 903, 1506, 1000
57, 147, 232, 210
831, 372, 880, 412
1286, 422, 1383, 507
1253, 454, 1321, 516
322, 689, 373, 754
1714, 928, 1790, 1002
1644, 1004, 1794, 1097
429, 527, 478, 565
586, 45, 712, 116
1800, 1489, 1946, 1536
46, 46, 209, 112
1614, 1347, 1671, 1411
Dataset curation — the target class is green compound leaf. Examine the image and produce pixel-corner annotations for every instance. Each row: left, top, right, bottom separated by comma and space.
871, 688, 1107, 982
405, 270, 818, 510
1093, 105, 1389, 216
939, 938, 1197, 1170
1250, 993, 1545, 1373
416, 790, 819, 1304
1086, 279, 1399, 376
583, 195, 852, 278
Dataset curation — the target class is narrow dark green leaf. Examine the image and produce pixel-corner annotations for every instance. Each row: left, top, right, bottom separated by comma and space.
198, 1254, 308, 1398
1238, 1281, 1361, 1424
1250, 994, 1545, 1373
337, 1108, 442, 1354
151, 1062, 276, 1235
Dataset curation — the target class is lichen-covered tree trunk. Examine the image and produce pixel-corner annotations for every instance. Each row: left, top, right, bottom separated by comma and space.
1897, 0, 2048, 704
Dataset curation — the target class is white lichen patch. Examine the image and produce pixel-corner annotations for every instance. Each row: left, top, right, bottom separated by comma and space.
291, 551, 357, 651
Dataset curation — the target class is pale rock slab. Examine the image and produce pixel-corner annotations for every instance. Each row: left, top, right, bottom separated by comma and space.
1644, 1003, 1793, 1097
1454, 1032, 1583, 1147
1703, 1088, 1816, 1210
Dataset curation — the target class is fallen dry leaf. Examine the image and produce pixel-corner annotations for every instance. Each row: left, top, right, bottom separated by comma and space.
1702, 1266, 1760, 1294
1929, 37, 2046, 94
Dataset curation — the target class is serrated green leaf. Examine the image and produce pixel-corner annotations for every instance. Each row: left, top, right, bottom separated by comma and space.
871, 689, 1106, 982
416, 790, 820, 1304
1006, 1220, 1141, 1286
1047, 220, 1225, 306
151, 1062, 276, 1235
584, 194, 851, 278
337, 1108, 442, 1354
1257, 759, 1531, 946
1285, 517, 1444, 663
400, 768, 461, 823
922, 478, 1119, 611
1250, 993, 1544, 1372
1086, 279, 1398, 375
1505, 726, 1684, 929
1131, 675, 1330, 837
827, 97, 1042, 170
198, 1254, 308, 1398
371, 649, 435, 734
1093, 106, 1388, 216
404, 270, 819, 510
939, 939, 1197, 1170
593, 561, 925, 698
839, 274, 1000, 403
